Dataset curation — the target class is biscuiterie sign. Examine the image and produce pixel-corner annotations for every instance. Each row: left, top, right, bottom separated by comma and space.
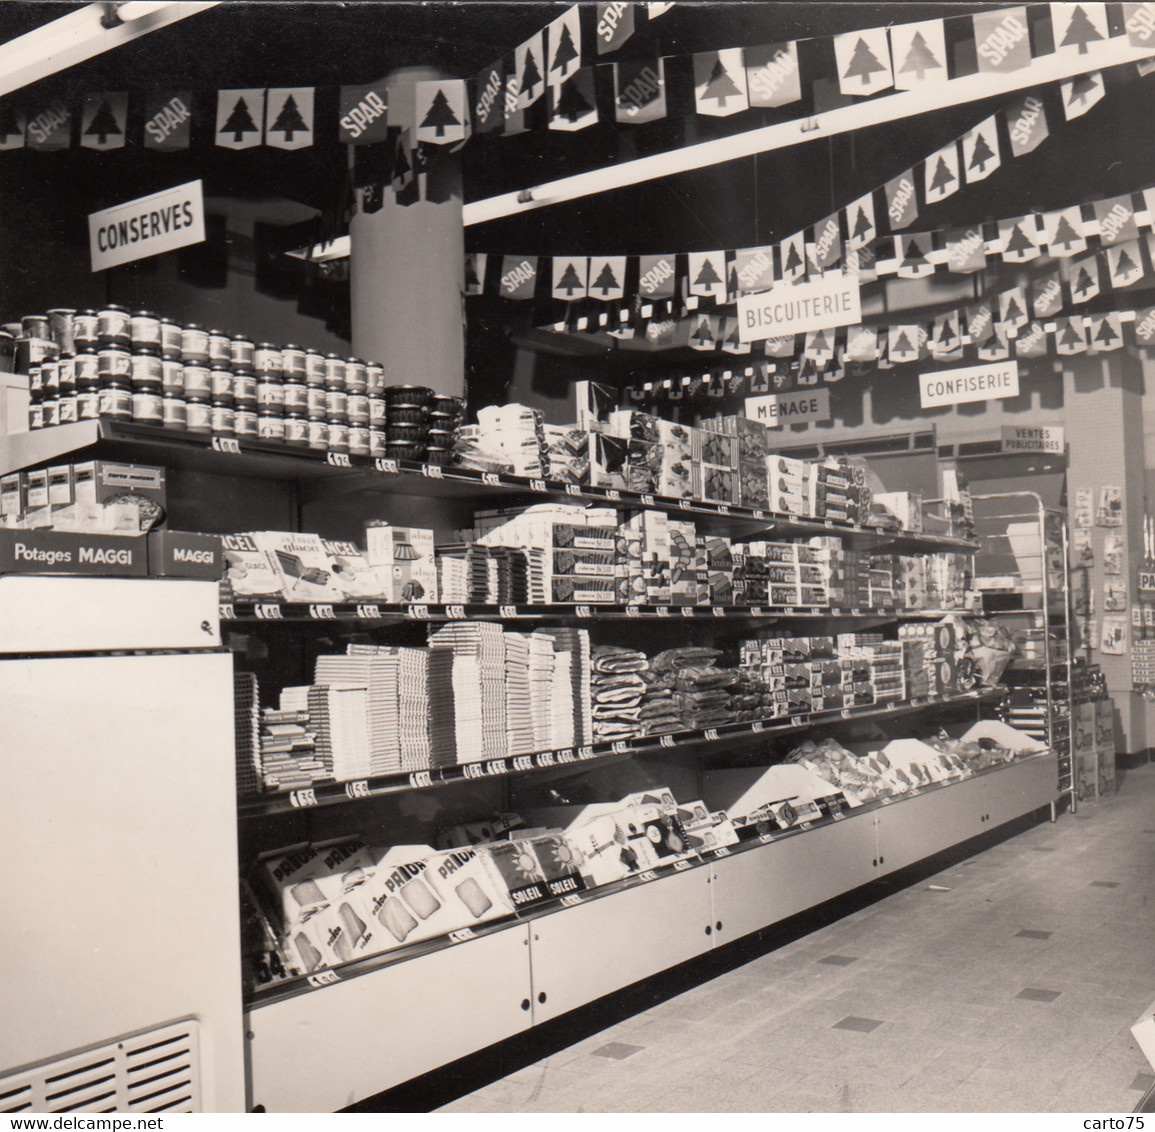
88, 179, 205, 272
736, 275, 862, 343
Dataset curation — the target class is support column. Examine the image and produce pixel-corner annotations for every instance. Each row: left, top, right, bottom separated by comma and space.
350, 66, 464, 396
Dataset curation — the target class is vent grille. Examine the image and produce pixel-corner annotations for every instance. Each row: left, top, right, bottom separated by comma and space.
0, 1022, 200, 1113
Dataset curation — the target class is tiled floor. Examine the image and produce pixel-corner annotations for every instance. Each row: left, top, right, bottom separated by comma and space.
437, 763, 1155, 1113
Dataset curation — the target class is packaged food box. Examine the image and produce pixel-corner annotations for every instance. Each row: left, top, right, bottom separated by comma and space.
222, 533, 283, 597
148, 530, 224, 579
249, 530, 348, 603
364, 523, 438, 603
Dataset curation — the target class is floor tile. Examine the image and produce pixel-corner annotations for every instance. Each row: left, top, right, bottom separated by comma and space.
1016, 988, 1063, 1002
832, 1016, 884, 1033
817, 954, 860, 966
591, 1042, 645, 1060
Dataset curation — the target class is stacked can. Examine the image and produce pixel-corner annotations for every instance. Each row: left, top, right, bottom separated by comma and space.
129, 310, 164, 426
426, 394, 466, 465
20, 312, 63, 430
384, 385, 432, 461
367, 362, 386, 457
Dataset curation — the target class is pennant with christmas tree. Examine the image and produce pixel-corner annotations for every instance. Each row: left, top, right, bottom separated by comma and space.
973, 7, 1031, 73
596, 1, 636, 54
694, 49, 749, 117
1108, 240, 1145, 287
748, 360, 773, 394
964, 300, 994, 344
833, 27, 894, 96
734, 246, 775, 293
763, 334, 796, 358
339, 82, 389, 144
1053, 3, 1109, 56
924, 141, 960, 204
549, 68, 598, 130
962, 116, 1001, 182
795, 355, 821, 385
637, 254, 677, 301
547, 7, 582, 88
80, 92, 127, 150
515, 32, 546, 110
688, 313, 720, 350
687, 251, 729, 302
1055, 314, 1088, 354
1000, 286, 1029, 329
804, 328, 836, 362
464, 253, 487, 296
588, 255, 626, 300
0, 105, 25, 149
744, 41, 802, 107
931, 311, 963, 359
1069, 252, 1102, 303
890, 20, 948, 89
1124, 2, 1155, 47
1005, 90, 1048, 156
721, 317, 751, 355
779, 232, 807, 281
846, 191, 877, 248
472, 62, 506, 134
1042, 207, 1087, 256
846, 324, 880, 361
895, 233, 933, 278
977, 323, 1010, 361
551, 256, 589, 300
1132, 303, 1155, 348
1015, 320, 1050, 357
416, 81, 466, 146
1062, 71, 1105, 119
497, 255, 538, 300
888, 324, 920, 363
614, 58, 667, 123
1094, 194, 1139, 246
1033, 269, 1065, 317
264, 88, 313, 150
216, 89, 264, 149
942, 225, 987, 274
885, 170, 918, 230
999, 216, 1041, 263
811, 213, 843, 272
25, 99, 71, 150
1087, 311, 1123, 352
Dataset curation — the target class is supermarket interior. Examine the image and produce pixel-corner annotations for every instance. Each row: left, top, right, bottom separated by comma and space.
2, 0, 1155, 1116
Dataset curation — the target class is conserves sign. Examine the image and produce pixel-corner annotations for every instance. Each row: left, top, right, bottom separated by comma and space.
736, 275, 862, 342
88, 179, 205, 272
918, 361, 1020, 408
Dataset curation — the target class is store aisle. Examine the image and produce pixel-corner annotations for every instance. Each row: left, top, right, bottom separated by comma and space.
437, 764, 1155, 1114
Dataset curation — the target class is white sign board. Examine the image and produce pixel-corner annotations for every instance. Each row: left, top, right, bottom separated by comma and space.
745, 388, 831, 428
918, 361, 1019, 408
89, 179, 205, 272
736, 275, 862, 342
1000, 425, 1064, 453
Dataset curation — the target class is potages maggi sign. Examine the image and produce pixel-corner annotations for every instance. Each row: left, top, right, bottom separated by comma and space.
88, 180, 205, 272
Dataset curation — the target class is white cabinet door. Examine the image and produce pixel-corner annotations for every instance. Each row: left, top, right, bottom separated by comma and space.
246, 926, 533, 1113
872, 777, 986, 875
981, 753, 1058, 829
709, 812, 877, 943
527, 869, 713, 1023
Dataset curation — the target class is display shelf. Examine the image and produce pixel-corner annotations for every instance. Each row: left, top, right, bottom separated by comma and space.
2, 421, 980, 551
244, 748, 1052, 1010
236, 687, 1005, 818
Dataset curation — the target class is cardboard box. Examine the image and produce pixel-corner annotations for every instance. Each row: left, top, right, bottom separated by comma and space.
250, 530, 348, 603
0, 473, 24, 524
148, 530, 224, 579
575, 381, 618, 432
322, 539, 389, 599
72, 459, 166, 509
221, 533, 283, 597
364, 523, 438, 604
0, 528, 147, 576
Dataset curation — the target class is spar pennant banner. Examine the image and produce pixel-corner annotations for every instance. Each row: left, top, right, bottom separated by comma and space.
811, 213, 842, 272
416, 80, 467, 145
596, 2, 635, 54
549, 68, 598, 131
80, 92, 127, 151
1005, 90, 1048, 156
472, 62, 506, 135
515, 32, 546, 110
885, 170, 918, 230
546, 7, 582, 87
216, 90, 264, 149
143, 92, 193, 150
498, 255, 538, 299
1094, 194, 1139, 246
637, 254, 677, 301
1070, 252, 1102, 302
1000, 286, 1029, 329
734, 246, 775, 295
1108, 240, 1146, 288
973, 7, 1032, 73
694, 49, 749, 117
1043, 207, 1087, 256
1033, 270, 1065, 317
847, 192, 877, 247
780, 232, 807, 281
999, 216, 1042, 262
265, 88, 313, 150
339, 82, 389, 144
890, 20, 948, 89
463, 253, 487, 296
834, 27, 894, 96
614, 58, 667, 123
1125, 2, 1155, 45
744, 42, 802, 107
896, 233, 934, 278
26, 99, 71, 150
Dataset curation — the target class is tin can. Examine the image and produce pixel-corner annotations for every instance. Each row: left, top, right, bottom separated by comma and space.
162, 396, 187, 430
28, 403, 44, 430
325, 388, 348, 423
230, 335, 254, 373
159, 319, 182, 360
346, 393, 369, 425
161, 359, 184, 397
182, 365, 212, 402
47, 309, 76, 353
307, 420, 328, 450
207, 329, 231, 367
22, 314, 51, 340
233, 373, 257, 408
327, 422, 349, 453
235, 409, 258, 439
304, 349, 325, 386
98, 347, 131, 384
40, 359, 59, 398
132, 392, 165, 424
348, 426, 370, 457
369, 429, 386, 457
323, 353, 346, 390
42, 398, 60, 428
344, 358, 367, 395
254, 343, 282, 375
284, 416, 309, 447
210, 367, 235, 403
58, 397, 78, 425
211, 404, 236, 436
187, 400, 212, 433
16, 337, 58, 374
57, 356, 75, 398
306, 386, 327, 421
258, 414, 285, 443
130, 311, 162, 352
365, 363, 385, 397
74, 354, 100, 390
97, 305, 131, 346
77, 392, 100, 421
98, 387, 133, 419
130, 352, 163, 392
282, 345, 306, 380
73, 310, 99, 353
181, 324, 210, 364
368, 397, 387, 427
28, 366, 43, 396
283, 380, 308, 415
256, 376, 284, 412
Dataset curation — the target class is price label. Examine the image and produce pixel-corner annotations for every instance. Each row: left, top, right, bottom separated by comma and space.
659, 735, 675, 748
790, 716, 804, 727
612, 740, 629, 753
575, 605, 592, 618
759, 832, 776, 844
680, 607, 694, 618
626, 606, 641, 618
212, 436, 241, 455
530, 479, 547, 493
487, 759, 509, 776
537, 751, 555, 767
605, 489, 621, 502
751, 607, 763, 616
713, 845, 731, 857
499, 605, 517, 618
418, 463, 441, 478
512, 755, 534, 772
409, 770, 433, 788
656, 606, 670, 618
565, 484, 582, 497
557, 748, 575, 763
712, 608, 726, 618
754, 510, 767, 520
798, 821, 813, 830
783, 607, 797, 615
850, 609, 862, 617
831, 811, 845, 821
824, 519, 835, 528
355, 604, 381, 619
256, 603, 283, 620
375, 458, 399, 474
463, 763, 485, 780
841, 708, 853, 719
289, 788, 317, 808
445, 604, 466, 620
636, 870, 658, 882
640, 494, 655, 506
704, 728, 720, 741
482, 472, 501, 487
718, 504, 731, 515
327, 452, 352, 468
679, 499, 692, 511
449, 927, 476, 943
218, 603, 236, 620
307, 971, 340, 988
344, 780, 370, 799
751, 722, 764, 733
577, 745, 594, 760
309, 604, 336, 620
560, 893, 583, 907
674, 859, 692, 871
406, 604, 430, 619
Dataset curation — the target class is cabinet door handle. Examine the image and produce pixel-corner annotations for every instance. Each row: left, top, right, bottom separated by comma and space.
521, 998, 531, 1012
537, 992, 547, 1004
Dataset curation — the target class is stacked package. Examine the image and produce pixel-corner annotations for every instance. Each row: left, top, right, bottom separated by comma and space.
307, 684, 372, 783
736, 540, 829, 608
605, 410, 663, 494
590, 645, 649, 740
653, 646, 740, 730
348, 644, 433, 771
364, 524, 438, 604
767, 455, 871, 522
534, 627, 592, 747
542, 425, 590, 484
503, 632, 535, 756
836, 633, 904, 704
234, 671, 262, 797
703, 415, 769, 507
428, 622, 507, 763
454, 404, 548, 478
696, 425, 739, 504
898, 621, 959, 698
315, 649, 403, 776
259, 688, 324, 790
702, 760, 848, 828
620, 510, 671, 604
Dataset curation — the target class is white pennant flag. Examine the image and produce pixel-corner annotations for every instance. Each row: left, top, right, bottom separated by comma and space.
924, 141, 960, 204
962, 116, 1001, 182
265, 88, 314, 150
834, 28, 895, 96
891, 20, 949, 89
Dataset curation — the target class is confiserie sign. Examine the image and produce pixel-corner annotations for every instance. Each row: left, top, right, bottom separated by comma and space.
737, 275, 862, 343
919, 361, 1019, 408
88, 179, 205, 272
